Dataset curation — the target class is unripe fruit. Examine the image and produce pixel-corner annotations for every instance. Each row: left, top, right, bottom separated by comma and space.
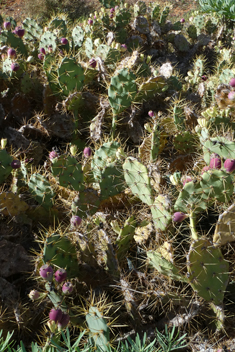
49, 308, 63, 323
89, 58, 96, 68
7, 48, 16, 59
209, 157, 221, 169
173, 212, 187, 222
11, 63, 20, 72
229, 78, 235, 87
3, 22, 11, 30
83, 147, 92, 157
62, 282, 73, 294
54, 268, 67, 283
58, 313, 70, 329
224, 159, 235, 173
60, 38, 68, 45
39, 264, 53, 281
11, 160, 21, 169
28, 290, 40, 301
70, 215, 82, 227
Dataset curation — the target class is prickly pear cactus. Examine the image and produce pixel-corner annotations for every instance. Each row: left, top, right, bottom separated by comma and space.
86, 306, 110, 351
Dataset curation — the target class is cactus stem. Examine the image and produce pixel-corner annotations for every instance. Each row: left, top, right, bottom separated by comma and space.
189, 211, 198, 240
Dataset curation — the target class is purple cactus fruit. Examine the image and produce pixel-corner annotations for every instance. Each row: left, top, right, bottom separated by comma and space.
58, 312, 70, 329
11, 160, 21, 169
3, 21, 11, 30
228, 91, 235, 101
11, 62, 20, 72
110, 13, 114, 19
39, 264, 53, 281
201, 75, 207, 81
40, 47, 46, 55
180, 18, 185, 23
182, 176, 192, 186
88, 19, 93, 25
49, 150, 58, 160
229, 78, 235, 87
94, 15, 97, 19
83, 147, 92, 157
28, 289, 40, 301
70, 215, 82, 228
89, 58, 97, 68
224, 159, 235, 173
173, 212, 187, 222
148, 110, 155, 118
14, 26, 25, 38
201, 166, 210, 174
54, 268, 67, 283
209, 157, 221, 169
110, 8, 115, 13
62, 282, 73, 294
7, 48, 16, 59
120, 44, 127, 52
60, 38, 68, 45
49, 308, 63, 323
38, 53, 44, 60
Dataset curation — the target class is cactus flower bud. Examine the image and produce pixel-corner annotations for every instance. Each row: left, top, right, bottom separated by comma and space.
54, 268, 67, 283
11, 160, 21, 169
49, 308, 63, 323
60, 38, 68, 45
83, 147, 92, 158
7, 48, 16, 59
62, 282, 73, 294
224, 159, 235, 173
70, 215, 82, 228
209, 157, 221, 169
173, 212, 187, 222
39, 264, 53, 281
11, 62, 20, 72
28, 289, 40, 301
58, 313, 70, 329
3, 22, 11, 30
229, 78, 235, 87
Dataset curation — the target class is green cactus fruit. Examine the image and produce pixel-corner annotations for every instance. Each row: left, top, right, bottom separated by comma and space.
187, 238, 229, 305
86, 306, 110, 351
213, 203, 235, 246
43, 233, 79, 278
58, 57, 84, 96
0, 149, 13, 184
28, 173, 54, 210
123, 157, 154, 206
51, 155, 85, 192
0, 191, 28, 216
147, 250, 188, 282
108, 68, 137, 115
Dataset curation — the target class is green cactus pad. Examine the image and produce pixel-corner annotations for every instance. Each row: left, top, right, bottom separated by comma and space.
72, 25, 84, 48
151, 195, 172, 232
123, 157, 154, 206
22, 18, 43, 41
39, 31, 57, 52
115, 216, 136, 262
187, 238, 229, 305
213, 203, 235, 246
0, 191, 29, 216
108, 68, 137, 115
28, 173, 55, 210
43, 233, 79, 278
135, 76, 166, 102
201, 136, 235, 162
86, 306, 110, 350
0, 149, 13, 185
58, 57, 84, 96
100, 162, 125, 200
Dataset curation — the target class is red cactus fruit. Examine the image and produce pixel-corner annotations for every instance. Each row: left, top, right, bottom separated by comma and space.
70, 215, 82, 227
224, 159, 235, 173
11, 160, 21, 169
89, 58, 97, 68
39, 264, 53, 281
62, 282, 73, 294
7, 48, 16, 59
173, 212, 187, 222
60, 38, 68, 45
209, 157, 221, 169
54, 268, 67, 283
229, 78, 235, 87
11, 62, 20, 72
49, 308, 63, 323
58, 313, 70, 329
83, 147, 92, 157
